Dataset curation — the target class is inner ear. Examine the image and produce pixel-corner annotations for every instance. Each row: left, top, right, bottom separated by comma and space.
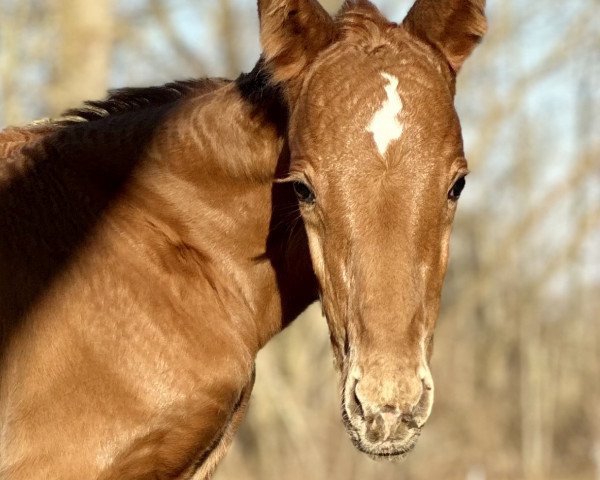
258, 0, 336, 102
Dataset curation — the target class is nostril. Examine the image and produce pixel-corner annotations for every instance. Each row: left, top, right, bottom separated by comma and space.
401, 412, 419, 429
421, 376, 433, 391
352, 387, 364, 418
365, 414, 385, 443
346, 376, 364, 419
419, 365, 434, 393
411, 376, 435, 427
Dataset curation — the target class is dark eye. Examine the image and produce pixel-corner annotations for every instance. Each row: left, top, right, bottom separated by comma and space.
293, 181, 316, 204
448, 177, 466, 201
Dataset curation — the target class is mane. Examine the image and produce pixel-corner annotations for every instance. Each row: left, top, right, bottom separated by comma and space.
1, 64, 283, 164
235, 57, 288, 138
57, 77, 229, 125
0, 77, 229, 162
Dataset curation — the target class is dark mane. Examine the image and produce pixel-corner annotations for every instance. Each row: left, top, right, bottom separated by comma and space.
235, 57, 288, 137
1, 69, 278, 160
59, 77, 229, 125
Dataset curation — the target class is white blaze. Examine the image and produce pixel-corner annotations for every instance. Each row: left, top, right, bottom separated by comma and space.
366, 72, 404, 156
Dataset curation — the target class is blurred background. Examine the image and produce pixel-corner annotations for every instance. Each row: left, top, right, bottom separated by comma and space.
1, 0, 598, 478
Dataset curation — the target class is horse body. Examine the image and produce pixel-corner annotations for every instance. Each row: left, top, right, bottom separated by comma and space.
0, 75, 314, 479
0, 0, 486, 478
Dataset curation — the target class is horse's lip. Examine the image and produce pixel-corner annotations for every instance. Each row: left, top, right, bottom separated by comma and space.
363, 446, 411, 459
341, 405, 422, 458
355, 430, 421, 458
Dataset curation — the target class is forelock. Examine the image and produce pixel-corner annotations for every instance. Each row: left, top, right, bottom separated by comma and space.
335, 0, 396, 52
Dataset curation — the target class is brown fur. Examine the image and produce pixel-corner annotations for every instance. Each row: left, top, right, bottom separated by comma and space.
0, 0, 485, 478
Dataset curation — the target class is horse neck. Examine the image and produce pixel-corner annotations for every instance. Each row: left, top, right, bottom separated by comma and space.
121, 78, 317, 351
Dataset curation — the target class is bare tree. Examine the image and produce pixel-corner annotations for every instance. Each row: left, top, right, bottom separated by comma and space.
45, 0, 114, 116
1, 1, 598, 479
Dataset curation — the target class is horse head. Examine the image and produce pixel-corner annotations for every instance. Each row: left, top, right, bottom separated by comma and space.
258, 0, 486, 457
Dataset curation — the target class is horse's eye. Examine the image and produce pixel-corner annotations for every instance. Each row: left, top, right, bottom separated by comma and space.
448, 177, 466, 201
293, 181, 316, 204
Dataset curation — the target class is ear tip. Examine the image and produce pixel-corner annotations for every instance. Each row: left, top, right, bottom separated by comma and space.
470, 1, 489, 34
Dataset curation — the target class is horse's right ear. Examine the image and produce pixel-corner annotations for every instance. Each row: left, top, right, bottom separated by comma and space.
258, 0, 335, 103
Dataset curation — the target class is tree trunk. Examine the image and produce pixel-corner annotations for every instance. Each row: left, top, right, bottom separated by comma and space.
46, 0, 114, 116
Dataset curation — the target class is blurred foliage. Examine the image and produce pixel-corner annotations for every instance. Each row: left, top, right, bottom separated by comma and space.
1, 0, 598, 479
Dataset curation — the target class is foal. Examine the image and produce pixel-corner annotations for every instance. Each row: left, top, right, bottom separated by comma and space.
0, 0, 486, 478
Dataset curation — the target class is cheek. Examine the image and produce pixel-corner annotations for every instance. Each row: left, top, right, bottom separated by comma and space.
439, 229, 452, 270
305, 223, 326, 280
421, 218, 453, 278
421, 223, 453, 309
440, 216, 457, 270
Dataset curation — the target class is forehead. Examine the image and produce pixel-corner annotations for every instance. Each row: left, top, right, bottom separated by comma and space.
289, 34, 464, 174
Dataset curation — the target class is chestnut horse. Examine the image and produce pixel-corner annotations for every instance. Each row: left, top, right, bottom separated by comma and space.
0, 0, 486, 478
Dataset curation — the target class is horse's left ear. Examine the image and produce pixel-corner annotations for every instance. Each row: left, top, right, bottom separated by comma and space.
257, 0, 335, 102
402, 0, 487, 74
